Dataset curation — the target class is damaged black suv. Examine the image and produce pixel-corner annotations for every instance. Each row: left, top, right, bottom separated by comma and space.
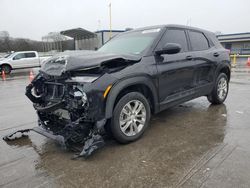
4, 25, 231, 157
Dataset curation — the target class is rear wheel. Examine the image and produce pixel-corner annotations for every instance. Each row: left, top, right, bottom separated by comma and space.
110, 92, 151, 144
1, 65, 11, 74
207, 73, 229, 104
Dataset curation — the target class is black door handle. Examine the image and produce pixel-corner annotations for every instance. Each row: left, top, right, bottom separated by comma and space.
186, 55, 193, 60
213, 52, 219, 57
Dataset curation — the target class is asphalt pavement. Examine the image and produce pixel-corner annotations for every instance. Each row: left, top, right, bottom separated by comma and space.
0, 67, 250, 188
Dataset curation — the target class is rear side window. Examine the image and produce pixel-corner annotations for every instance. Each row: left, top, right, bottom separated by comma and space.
189, 31, 209, 51
25, 52, 36, 58
160, 29, 188, 52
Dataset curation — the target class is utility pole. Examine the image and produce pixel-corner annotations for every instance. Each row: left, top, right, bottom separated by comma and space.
109, 3, 112, 39
97, 19, 101, 31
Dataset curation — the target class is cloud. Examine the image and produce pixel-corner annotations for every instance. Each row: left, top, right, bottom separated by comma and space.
0, 0, 249, 40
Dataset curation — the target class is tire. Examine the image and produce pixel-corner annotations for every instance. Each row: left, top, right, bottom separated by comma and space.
207, 73, 229, 105
1, 65, 11, 74
110, 92, 151, 144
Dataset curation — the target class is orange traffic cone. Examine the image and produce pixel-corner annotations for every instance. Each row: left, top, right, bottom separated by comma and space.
247, 57, 250, 66
29, 69, 34, 82
1, 70, 6, 81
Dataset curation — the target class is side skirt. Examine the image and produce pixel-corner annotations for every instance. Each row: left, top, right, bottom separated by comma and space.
159, 83, 213, 112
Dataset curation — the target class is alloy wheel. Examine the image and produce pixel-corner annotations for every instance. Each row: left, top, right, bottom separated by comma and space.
217, 77, 228, 100
119, 100, 146, 137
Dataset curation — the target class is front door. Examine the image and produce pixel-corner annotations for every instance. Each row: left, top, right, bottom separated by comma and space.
11, 53, 27, 69
155, 28, 196, 108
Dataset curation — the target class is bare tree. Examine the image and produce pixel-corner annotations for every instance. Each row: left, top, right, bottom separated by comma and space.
0, 31, 73, 53
42, 32, 68, 52
0, 31, 10, 38
0, 31, 11, 52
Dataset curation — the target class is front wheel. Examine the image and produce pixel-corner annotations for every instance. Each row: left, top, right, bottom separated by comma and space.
207, 73, 229, 104
110, 92, 151, 144
1, 65, 11, 74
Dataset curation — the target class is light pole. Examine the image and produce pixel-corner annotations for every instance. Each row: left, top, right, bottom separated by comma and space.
109, 3, 112, 39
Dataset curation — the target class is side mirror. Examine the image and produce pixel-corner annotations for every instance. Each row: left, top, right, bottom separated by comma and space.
155, 43, 181, 55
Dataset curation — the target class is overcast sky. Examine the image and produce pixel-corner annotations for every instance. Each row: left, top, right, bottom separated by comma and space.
0, 0, 249, 40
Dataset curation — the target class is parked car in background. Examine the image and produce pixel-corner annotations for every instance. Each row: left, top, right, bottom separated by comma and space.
0, 51, 51, 74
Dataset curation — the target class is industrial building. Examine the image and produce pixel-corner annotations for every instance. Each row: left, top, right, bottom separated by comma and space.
60, 28, 124, 50
44, 28, 250, 57
217, 33, 250, 55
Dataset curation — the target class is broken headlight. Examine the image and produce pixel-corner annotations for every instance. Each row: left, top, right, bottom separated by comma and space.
69, 85, 88, 108
70, 76, 99, 83
73, 89, 87, 107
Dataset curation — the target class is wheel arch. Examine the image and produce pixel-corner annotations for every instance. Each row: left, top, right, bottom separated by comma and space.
0, 63, 12, 74
220, 66, 231, 81
0, 63, 12, 70
218, 63, 231, 81
105, 76, 159, 119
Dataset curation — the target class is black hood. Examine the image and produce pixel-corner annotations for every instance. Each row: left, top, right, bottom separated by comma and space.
40, 50, 141, 76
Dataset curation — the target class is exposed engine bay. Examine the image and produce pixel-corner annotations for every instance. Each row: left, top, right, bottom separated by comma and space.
4, 73, 105, 158
3, 51, 140, 158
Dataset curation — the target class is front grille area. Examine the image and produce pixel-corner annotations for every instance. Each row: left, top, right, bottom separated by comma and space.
44, 82, 65, 101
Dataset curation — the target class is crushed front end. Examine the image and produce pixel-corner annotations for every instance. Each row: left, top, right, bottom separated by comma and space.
24, 71, 108, 157
3, 51, 140, 158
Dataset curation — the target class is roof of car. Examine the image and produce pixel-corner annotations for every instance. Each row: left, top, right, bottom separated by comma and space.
14, 51, 37, 53
127, 24, 213, 35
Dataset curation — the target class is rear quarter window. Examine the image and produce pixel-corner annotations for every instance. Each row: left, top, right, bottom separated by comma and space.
189, 31, 209, 51
25, 52, 36, 58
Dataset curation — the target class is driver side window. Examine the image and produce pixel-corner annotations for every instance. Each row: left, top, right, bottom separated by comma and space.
158, 29, 188, 52
13, 53, 25, 60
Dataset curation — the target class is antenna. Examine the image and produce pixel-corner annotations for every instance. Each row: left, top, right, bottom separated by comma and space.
186, 18, 192, 26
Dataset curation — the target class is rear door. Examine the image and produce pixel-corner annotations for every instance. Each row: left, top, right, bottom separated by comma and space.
24, 52, 39, 67
155, 28, 196, 107
187, 30, 217, 92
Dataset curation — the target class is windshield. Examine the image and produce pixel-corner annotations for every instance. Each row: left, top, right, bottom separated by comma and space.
98, 28, 161, 55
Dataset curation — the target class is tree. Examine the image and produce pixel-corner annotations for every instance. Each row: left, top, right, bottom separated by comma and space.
0, 31, 11, 52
